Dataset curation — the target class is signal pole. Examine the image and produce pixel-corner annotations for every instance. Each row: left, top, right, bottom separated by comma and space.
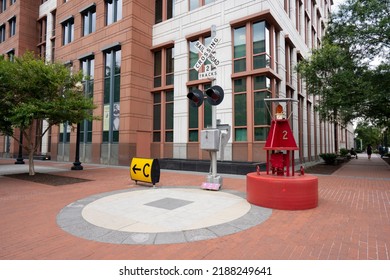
187, 25, 224, 190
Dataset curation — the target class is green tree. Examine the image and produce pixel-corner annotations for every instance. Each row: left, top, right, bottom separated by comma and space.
354, 122, 382, 150
296, 41, 364, 152
328, 0, 390, 64
297, 0, 390, 152
0, 53, 97, 175
328, 0, 390, 127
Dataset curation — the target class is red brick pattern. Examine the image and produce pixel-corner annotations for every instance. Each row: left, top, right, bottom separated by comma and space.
0, 154, 389, 260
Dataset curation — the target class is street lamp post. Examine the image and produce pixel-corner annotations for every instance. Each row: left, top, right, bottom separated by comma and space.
71, 122, 83, 170
15, 131, 25, 164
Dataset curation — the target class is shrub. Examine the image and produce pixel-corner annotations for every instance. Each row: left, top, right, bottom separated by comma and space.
339, 148, 349, 157
319, 153, 337, 164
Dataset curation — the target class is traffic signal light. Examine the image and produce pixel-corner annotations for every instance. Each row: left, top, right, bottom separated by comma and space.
205, 85, 224, 106
187, 89, 204, 108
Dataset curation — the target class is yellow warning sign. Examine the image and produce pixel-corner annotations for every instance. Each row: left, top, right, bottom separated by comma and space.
130, 157, 160, 186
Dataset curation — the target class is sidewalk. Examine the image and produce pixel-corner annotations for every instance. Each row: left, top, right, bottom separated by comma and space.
0, 154, 389, 260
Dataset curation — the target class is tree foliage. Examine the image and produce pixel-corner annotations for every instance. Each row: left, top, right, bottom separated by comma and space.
328, 0, 390, 64
297, 0, 390, 149
354, 121, 382, 149
0, 52, 98, 175
297, 41, 363, 124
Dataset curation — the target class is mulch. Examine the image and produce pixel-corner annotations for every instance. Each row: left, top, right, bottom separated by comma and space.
303, 162, 344, 175
382, 157, 390, 166
4, 173, 92, 186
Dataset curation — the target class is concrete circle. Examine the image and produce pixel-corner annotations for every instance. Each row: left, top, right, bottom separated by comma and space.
57, 187, 272, 245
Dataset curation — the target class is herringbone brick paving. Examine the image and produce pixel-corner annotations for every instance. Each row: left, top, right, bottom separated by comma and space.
0, 154, 389, 260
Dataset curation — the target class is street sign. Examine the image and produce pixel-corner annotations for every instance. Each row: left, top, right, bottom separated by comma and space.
198, 64, 217, 79
193, 37, 221, 71
198, 71, 217, 80
130, 157, 160, 186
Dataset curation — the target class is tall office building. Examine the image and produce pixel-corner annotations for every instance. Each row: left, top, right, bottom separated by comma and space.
0, 0, 355, 168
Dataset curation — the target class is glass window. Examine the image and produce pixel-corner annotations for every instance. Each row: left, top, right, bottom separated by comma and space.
9, 17, 16, 37
189, 0, 199, 11
106, 0, 122, 25
165, 47, 174, 85
253, 21, 270, 69
234, 79, 247, 141
234, 26, 246, 72
0, 25, 5, 43
103, 48, 121, 143
155, 0, 173, 24
153, 45, 174, 143
155, 0, 162, 23
62, 18, 74, 45
189, 0, 213, 11
7, 50, 14, 62
165, 90, 174, 142
153, 90, 174, 143
153, 50, 162, 87
1, 0, 6, 13
189, 40, 198, 81
167, 0, 173, 20
254, 76, 271, 141
82, 6, 96, 36
153, 93, 161, 141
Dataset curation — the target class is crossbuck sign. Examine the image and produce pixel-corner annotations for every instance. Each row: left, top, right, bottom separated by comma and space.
193, 37, 221, 72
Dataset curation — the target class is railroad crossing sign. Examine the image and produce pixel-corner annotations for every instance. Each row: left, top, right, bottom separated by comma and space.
193, 36, 221, 72
198, 64, 217, 80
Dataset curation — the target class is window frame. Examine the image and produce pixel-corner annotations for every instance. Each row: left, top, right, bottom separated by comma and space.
103, 47, 121, 143
105, 0, 122, 26
152, 44, 175, 143
231, 16, 280, 143
62, 17, 74, 45
9, 16, 16, 37
81, 5, 96, 36
155, 0, 173, 24
0, 24, 5, 43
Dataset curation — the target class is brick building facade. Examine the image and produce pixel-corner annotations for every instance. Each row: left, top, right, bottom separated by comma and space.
0, 0, 355, 168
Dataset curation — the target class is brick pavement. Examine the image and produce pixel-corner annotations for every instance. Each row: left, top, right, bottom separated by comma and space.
0, 154, 389, 260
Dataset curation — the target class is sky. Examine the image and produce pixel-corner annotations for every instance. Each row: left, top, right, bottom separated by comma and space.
332, 0, 345, 11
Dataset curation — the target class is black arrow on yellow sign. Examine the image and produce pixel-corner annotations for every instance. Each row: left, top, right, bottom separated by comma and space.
132, 164, 141, 174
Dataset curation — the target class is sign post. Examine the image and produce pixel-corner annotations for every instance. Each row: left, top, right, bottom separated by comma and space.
191, 25, 223, 190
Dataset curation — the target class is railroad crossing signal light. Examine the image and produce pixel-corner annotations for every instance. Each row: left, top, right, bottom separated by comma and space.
205, 85, 224, 106
187, 89, 204, 108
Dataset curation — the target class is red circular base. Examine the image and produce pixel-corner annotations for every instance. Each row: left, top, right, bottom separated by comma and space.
246, 173, 318, 210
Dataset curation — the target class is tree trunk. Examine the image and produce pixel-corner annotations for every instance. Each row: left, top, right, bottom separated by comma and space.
334, 121, 339, 154
28, 149, 35, 176
333, 109, 339, 153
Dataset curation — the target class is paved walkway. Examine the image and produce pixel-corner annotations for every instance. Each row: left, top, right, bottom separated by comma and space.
0, 154, 389, 260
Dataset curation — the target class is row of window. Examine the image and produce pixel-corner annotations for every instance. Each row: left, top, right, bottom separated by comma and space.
61, 0, 122, 46
59, 48, 121, 144
155, 0, 215, 24
0, 16, 15, 43
153, 18, 283, 144
0, 0, 16, 13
